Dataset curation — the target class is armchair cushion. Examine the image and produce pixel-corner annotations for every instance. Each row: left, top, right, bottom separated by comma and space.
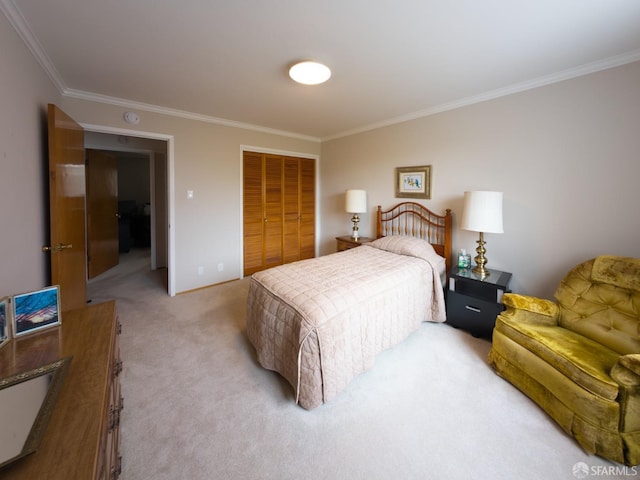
556, 256, 640, 355
592, 255, 640, 292
496, 314, 620, 400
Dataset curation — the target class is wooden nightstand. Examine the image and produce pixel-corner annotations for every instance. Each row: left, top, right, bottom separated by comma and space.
336, 236, 373, 251
446, 267, 512, 339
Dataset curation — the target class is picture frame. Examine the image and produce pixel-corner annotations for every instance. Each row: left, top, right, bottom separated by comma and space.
0, 297, 9, 350
395, 165, 432, 199
12, 286, 61, 337
0, 356, 72, 469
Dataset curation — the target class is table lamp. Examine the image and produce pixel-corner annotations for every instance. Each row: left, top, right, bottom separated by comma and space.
460, 191, 503, 277
345, 189, 367, 240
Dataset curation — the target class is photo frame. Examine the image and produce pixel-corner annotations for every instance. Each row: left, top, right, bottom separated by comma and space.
0, 297, 9, 350
12, 286, 61, 337
395, 165, 432, 199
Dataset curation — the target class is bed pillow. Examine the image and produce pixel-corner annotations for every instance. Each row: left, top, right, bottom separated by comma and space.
367, 235, 442, 263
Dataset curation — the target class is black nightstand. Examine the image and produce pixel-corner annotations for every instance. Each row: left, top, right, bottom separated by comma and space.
446, 267, 512, 339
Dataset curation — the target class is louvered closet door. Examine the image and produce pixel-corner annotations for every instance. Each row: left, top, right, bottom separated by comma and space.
263, 155, 284, 269
243, 151, 315, 276
243, 152, 264, 276
299, 157, 315, 260
283, 156, 301, 263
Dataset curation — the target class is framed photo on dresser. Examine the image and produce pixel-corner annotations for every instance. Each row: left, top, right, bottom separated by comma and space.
12, 286, 61, 337
0, 297, 9, 349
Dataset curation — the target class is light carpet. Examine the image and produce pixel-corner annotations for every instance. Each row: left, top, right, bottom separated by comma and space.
87, 249, 633, 480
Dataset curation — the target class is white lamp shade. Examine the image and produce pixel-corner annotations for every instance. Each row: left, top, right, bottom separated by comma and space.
461, 191, 504, 233
345, 189, 367, 213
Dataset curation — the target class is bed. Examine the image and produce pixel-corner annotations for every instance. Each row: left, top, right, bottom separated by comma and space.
246, 202, 453, 409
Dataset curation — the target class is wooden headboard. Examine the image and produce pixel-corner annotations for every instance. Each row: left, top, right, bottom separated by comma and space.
376, 202, 453, 269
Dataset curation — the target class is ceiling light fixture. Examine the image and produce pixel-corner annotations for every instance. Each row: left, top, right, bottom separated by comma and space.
289, 61, 331, 85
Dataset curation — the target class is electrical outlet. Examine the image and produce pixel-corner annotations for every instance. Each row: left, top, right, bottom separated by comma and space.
217, 263, 224, 272
197, 266, 204, 275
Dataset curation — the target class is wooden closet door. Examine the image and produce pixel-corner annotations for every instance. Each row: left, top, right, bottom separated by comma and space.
283, 156, 300, 263
263, 154, 283, 269
299, 157, 315, 260
243, 152, 315, 276
243, 152, 264, 275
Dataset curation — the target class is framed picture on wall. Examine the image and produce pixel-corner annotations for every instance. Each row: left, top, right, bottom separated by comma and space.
12, 286, 61, 337
395, 165, 432, 199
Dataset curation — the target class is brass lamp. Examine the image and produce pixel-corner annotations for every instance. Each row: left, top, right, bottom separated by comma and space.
345, 189, 367, 240
460, 191, 504, 277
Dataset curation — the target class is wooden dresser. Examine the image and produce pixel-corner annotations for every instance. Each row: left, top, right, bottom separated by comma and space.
0, 300, 122, 479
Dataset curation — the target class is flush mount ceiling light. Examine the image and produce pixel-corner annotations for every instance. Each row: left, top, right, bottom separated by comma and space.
289, 61, 331, 85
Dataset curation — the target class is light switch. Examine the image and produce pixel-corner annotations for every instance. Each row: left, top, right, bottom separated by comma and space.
187, 190, 194, 199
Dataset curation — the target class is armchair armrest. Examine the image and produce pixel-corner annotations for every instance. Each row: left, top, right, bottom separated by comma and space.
503, 293, 559, 317
499, 293, 560, 326
611, 354, 640, 387
611, 355, 640, 433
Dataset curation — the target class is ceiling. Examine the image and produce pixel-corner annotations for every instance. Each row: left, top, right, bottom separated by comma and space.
3, 0, 640, 141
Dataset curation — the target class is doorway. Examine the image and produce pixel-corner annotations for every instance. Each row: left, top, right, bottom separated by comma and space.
84, 129, 173, 295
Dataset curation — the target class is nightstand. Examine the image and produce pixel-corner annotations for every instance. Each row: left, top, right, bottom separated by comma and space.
446, 267, 512, 339
336, 236, 373, 251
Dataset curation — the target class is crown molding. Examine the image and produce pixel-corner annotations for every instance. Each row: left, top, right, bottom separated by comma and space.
322, 49, 640, 141
63, 89, 321, 143
0, 0, 67, 92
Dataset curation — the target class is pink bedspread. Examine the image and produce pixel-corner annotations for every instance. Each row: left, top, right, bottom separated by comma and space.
245, 236, 446, 409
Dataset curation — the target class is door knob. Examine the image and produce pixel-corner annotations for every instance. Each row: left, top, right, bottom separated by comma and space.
42, 243, 73, 253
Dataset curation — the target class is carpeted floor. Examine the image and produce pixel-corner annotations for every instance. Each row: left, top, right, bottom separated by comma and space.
87, 249, 633, 480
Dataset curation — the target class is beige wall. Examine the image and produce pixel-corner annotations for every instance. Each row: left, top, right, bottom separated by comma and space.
0, 13, 61, 296
321, 61, 640, 299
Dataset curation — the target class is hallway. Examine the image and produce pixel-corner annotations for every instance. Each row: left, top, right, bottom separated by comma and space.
87, 248, 167, 304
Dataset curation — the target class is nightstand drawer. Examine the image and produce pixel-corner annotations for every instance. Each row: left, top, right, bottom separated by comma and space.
446, 290, 504, 338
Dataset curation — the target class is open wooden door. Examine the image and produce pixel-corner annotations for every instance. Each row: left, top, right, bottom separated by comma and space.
44, 104, 87, 312
86, 149, 119, 279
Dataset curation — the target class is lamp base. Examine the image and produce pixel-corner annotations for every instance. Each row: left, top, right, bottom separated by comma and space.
471, 265, 490, 277
472, 232, 490, 277
351, 213, 360, 240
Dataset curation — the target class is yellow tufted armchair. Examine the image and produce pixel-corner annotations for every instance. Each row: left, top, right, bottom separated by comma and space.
488, 255, 640, 466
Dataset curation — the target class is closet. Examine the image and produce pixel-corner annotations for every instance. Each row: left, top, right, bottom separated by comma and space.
243, 151, 315, 276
